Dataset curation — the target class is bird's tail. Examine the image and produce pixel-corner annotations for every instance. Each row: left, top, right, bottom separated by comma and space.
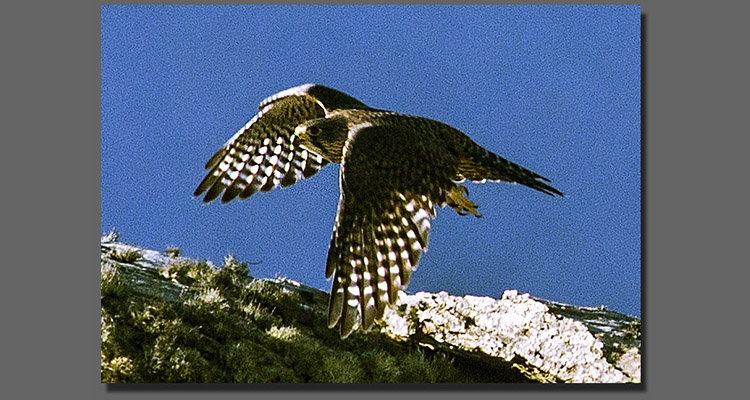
456, 138, 564, 197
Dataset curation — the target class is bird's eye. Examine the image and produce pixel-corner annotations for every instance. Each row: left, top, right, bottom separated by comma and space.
307, 126, 321, 137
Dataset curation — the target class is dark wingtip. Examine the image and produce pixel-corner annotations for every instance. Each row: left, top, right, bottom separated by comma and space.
201, 184, 223, 203
339, 308, 358, 339
204, 148, 228, 170
194, 184, 216, 203
238, 184, 258, 199
201, 195, 217, 203
194, 171, 219, 198
221, 186, 242, 203
361, 308, 376, 333
219, 194, 234, 204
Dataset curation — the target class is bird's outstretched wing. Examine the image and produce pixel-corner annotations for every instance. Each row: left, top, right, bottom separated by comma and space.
325, 118, 459, 337
194, 84, 370, 203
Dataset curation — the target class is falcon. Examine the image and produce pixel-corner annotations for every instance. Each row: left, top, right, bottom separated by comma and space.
195, 84, 563, 338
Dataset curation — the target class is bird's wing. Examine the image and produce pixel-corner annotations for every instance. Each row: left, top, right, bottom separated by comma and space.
194, 84, 369, 203
325, 117, 458, 337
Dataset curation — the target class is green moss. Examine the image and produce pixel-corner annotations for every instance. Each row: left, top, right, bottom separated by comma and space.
398, 349, 466, 382
102, 253, 265, 382
320, 351, 365, 382
159, 258, 212, 286
101, 260, 127, 298
110, 248, 141, 264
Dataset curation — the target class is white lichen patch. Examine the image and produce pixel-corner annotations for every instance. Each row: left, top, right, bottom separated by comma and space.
382, 289, 634, 383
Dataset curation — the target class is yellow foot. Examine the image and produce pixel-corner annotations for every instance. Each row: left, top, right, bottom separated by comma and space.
446, 186, 481, 217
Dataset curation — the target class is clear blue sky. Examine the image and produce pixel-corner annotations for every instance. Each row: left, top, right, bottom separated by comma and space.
101, 5, 641, 316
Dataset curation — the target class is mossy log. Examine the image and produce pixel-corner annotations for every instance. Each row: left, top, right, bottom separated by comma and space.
100, 235, 639, 383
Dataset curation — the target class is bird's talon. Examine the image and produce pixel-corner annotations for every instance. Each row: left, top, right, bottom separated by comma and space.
447, 186, 481, 218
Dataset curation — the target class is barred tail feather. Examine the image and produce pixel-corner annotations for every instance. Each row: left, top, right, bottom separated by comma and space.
459, 142, 564, 197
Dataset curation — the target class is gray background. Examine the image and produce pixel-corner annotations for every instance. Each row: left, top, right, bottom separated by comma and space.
4, 0, 746, 398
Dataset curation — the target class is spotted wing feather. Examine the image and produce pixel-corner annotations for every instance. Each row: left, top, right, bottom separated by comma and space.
194, 84, 372, 203
325, 119, 454, 338
194, 95, 329, 203
326, 193, 434, 338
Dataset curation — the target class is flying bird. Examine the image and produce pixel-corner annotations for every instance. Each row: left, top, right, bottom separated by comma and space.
195, 84, 563, 338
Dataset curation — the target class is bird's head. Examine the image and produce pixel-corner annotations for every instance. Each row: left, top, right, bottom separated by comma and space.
294, 116, 350, 163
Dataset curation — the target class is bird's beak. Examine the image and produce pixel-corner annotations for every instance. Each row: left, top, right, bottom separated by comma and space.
294, 125, 308, 141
